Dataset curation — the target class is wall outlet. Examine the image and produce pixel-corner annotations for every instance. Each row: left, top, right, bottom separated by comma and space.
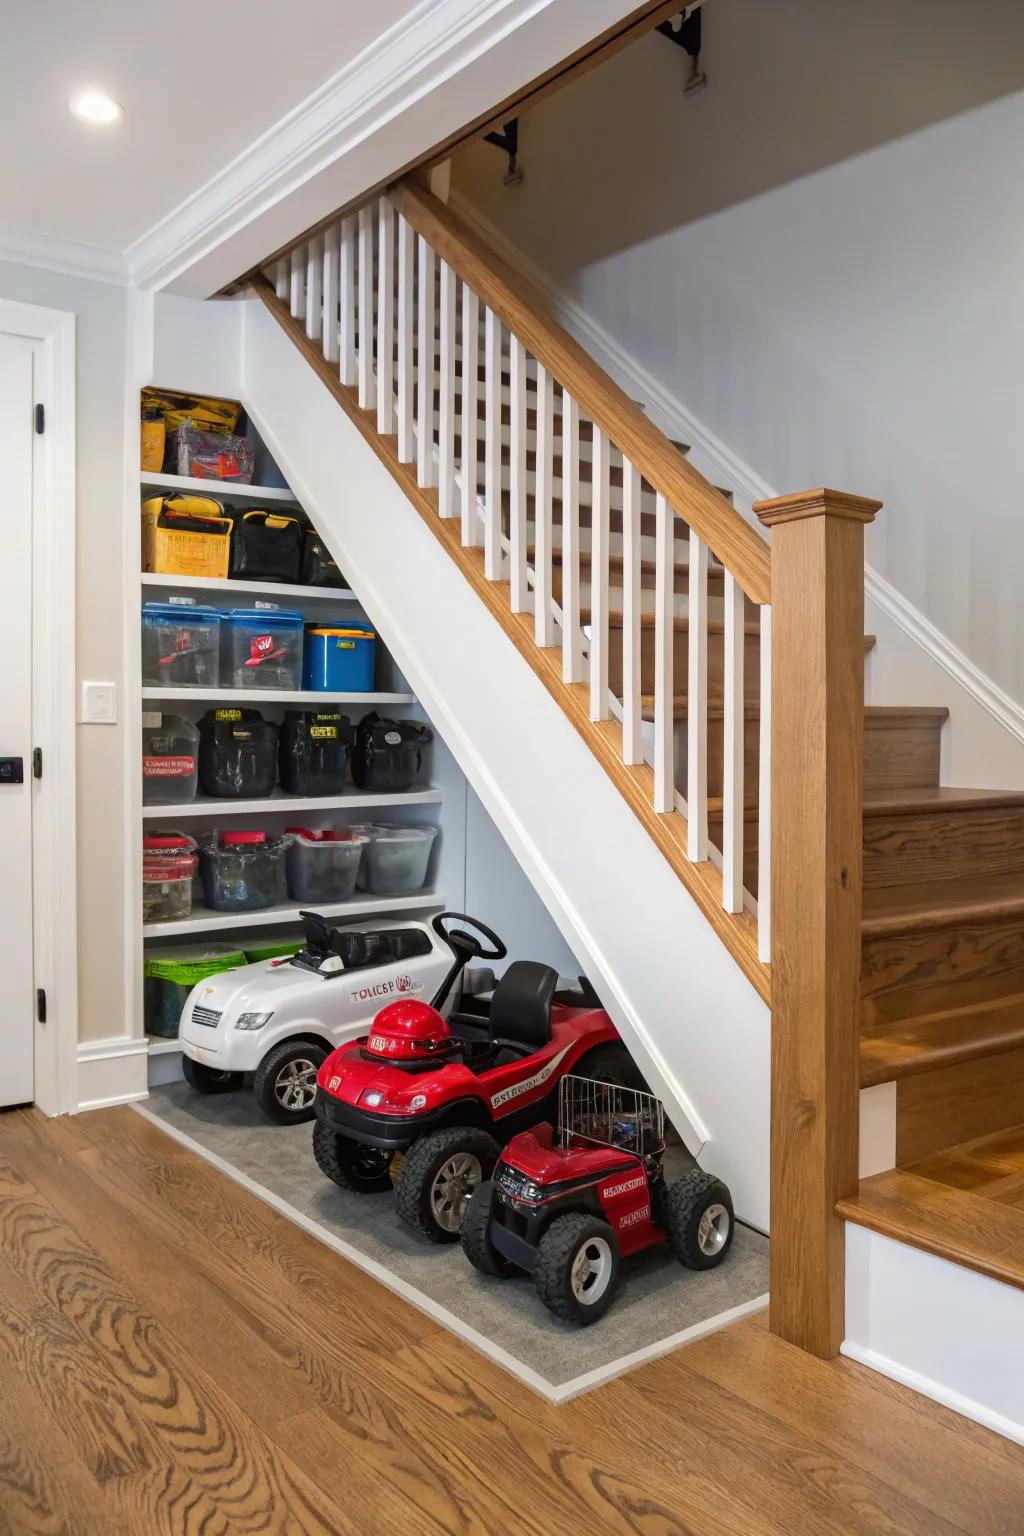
80, 681, 117, 724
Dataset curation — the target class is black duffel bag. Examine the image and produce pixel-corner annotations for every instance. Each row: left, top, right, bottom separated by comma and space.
198, 708, 279, 799
302, 529, 347, 588
229, 509, 304, 583
351, 713, 432, 793
279, 710, 355, 796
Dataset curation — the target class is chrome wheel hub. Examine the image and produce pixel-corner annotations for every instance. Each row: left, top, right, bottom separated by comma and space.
430, 1152, 483, 1232
570, 1236, 613, 1305
697, 1202, 730, 1256
274, 1057, 318, 1111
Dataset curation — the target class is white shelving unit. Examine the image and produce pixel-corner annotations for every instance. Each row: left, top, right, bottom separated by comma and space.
143, 889, 442, 940
143, 687, 415, 706
142, 787, 442, 819
141, 571, 359, 604
141, 472, 300, 504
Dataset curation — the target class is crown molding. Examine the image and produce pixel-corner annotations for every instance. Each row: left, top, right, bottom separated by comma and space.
0, 220, 128, 286
126, 0, 558, 294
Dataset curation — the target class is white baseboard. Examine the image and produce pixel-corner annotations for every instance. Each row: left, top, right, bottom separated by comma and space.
76, 1034, 149, 1113
448, 191, 1024, 754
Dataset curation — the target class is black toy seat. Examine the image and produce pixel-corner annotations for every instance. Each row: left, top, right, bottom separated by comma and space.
488, 961, 558, 1052
298, 912, 432, 972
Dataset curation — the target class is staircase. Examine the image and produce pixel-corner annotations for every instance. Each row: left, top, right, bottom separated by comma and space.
237, 179, 1024, 1428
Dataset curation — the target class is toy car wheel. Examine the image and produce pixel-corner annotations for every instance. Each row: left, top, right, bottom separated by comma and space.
575, 1043, 647, 1093
665, 1169, 735, 1270
535, 1213, 620, 1325
460, 1181, 517, 1278
312, 1122, 395, 1192
253, 1041, 329, 1125
394, 1126, 501, 1243
181, 1055, 241, 1095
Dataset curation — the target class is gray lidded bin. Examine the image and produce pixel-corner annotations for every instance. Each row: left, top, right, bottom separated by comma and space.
285, 830, 368, 903
351, 822, 437, 895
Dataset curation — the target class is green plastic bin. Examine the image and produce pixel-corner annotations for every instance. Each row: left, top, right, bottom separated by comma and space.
144, 943, 247, 1038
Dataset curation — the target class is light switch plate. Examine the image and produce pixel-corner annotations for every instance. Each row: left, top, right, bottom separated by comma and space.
80, 681, 117, 724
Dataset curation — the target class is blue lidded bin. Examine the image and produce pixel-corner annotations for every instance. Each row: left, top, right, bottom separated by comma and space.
303, 626, 377, 692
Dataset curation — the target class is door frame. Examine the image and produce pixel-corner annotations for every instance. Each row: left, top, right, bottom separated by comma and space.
0, 298, 79, 1116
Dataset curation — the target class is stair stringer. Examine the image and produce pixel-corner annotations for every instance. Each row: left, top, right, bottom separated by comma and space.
241, 296, 771, 1228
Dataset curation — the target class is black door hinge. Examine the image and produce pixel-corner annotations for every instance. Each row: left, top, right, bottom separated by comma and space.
32, 747, 42, 780
37, 989, 47, 1023
34, 403, 45, 434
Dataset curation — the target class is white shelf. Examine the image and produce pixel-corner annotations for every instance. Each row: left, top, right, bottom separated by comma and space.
147, 1037, 183, 1056
142, 687, 415, 706
141, 471, 299, 504
142, 787, 442, 818
141, 572, 359, 604
143, 889, 441, 939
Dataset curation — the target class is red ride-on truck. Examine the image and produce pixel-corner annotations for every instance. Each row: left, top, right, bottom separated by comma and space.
461, 1075, 735, 1324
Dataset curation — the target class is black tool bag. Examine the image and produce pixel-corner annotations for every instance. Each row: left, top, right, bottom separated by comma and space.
198, 708, 279, 799
350, 713, 432, 793
279, 710, 355, 796
302, 529, 347, 588
229, 509, 304, 583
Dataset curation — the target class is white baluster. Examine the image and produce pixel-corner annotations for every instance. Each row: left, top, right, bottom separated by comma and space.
687, 533, 709, 860
460, 286, 480, 546
396, 215, 414, 463
289, 247, 305, 320
621, 458, 642, 761
758, 604, 772, 961
534, 366, 555, 646
275, 258, 288, 301
484, 308, 502, 579
509, 335, 528, 609
357, 206, 377, 411
339, 216, 357, 387
416, 235, 436, 489
305, 233, 322, 342
322, 225, 339, 364
377, 199, 395, 435
722, 571, 746, 911
561, 392, 582, 678
438, 260, 457, 518
653, 494, 675, 811
589, 426, 610, 717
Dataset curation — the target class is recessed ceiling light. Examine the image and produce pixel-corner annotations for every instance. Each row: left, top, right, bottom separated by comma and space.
69, 90, 124, 125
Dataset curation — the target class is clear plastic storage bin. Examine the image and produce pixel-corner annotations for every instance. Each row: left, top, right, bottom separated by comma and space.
221, 608, 304, 691
199, 830, 288, 912
350, 822, 437, 895
141, 601, 221, 688
142, 713, 200, 805
285, 828, 368, 903
143, 834, 198, 924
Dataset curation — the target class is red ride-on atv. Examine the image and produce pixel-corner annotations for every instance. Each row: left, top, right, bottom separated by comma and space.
460, 1074, 734, 1324
312, 914, 643, 1243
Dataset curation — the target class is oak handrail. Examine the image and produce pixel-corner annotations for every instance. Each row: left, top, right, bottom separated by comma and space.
389, 179, 772, 607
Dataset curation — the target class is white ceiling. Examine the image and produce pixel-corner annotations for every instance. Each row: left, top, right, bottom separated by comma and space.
0, 0, 424, 252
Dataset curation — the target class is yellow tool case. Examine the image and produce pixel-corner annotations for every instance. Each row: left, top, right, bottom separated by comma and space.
142, 494, 233, 579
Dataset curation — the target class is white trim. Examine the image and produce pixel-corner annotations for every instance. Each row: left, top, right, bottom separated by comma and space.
448, 191, 1024, 751
841, 1343, 1024, 1450
77, 1034, 149, 1113
132, 1098, 765, 1403
127, 0, 558, 292
0, 298, 80, 1117
0, 221, 127, 287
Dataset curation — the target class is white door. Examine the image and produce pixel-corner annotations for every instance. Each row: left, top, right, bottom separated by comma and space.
0, 332, 38, 1106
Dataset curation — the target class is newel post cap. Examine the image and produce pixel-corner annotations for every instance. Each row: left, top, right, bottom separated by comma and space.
754, 487, 882, 528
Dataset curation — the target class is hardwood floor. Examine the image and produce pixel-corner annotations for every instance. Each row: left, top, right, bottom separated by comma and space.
1, 1106, 1022, 1535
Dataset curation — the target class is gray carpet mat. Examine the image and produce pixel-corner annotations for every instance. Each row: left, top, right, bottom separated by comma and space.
139, 1082, 769, 1399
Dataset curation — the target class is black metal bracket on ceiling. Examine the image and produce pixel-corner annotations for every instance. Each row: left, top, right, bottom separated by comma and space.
657, 5, 707, 96
483, 118, 523, 186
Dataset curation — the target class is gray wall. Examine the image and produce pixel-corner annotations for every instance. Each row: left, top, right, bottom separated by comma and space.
453, 0, 1024, 700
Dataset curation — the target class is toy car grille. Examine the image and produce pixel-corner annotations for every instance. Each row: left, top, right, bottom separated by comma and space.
495, 1163, 534, 1200
190, 1006, 222, 1029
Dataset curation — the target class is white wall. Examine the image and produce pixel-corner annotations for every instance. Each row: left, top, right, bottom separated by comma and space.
452, 0, 1024, 709
0, 261, 129, 1048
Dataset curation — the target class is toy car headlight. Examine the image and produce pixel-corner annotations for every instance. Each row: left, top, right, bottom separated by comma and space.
234, 1011, 274, 1031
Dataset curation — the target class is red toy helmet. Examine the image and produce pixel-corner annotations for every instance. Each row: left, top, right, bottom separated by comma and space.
363, 999, 453, 1063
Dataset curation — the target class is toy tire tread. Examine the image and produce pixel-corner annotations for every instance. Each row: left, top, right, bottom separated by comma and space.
393, 1125, 501, 1244
573, 1043, 647, 1092
534, 1213, 620, 1325
312, 1121, 394, 1191
253, 1040, 329, 1125
460, 1182, 516, 1277
181, 1055, 240, 1094
665, 1169, 735, 1270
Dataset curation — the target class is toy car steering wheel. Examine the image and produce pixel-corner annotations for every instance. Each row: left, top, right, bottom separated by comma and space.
432, 912, 507, 962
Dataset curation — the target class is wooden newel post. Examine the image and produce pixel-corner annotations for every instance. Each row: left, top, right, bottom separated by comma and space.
754, 487, 881, 1359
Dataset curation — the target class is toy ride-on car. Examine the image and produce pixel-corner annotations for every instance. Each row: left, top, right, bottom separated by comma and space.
460, 1074, 734, 1324
312, 919, 642, 1243
177, 909, 499, 1125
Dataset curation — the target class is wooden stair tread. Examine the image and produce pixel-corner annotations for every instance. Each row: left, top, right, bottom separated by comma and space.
837, 1168, 1024, 1291
860, 995, 1024, 1087
863, 785, 1024, 816
862, 869, 1024, 937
